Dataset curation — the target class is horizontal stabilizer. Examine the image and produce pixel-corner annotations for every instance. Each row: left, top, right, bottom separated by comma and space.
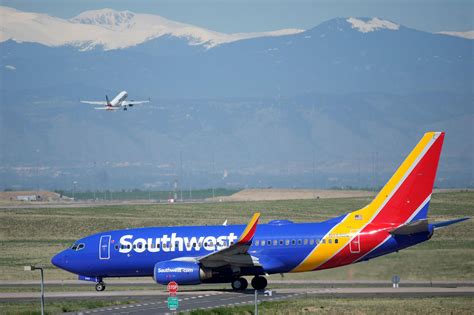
390, 219, 429, 235
432, 217, 469, 229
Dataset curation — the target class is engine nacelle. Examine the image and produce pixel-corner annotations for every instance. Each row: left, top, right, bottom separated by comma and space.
153, 261, 212, 285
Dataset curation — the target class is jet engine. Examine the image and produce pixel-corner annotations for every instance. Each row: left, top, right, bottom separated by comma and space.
153, 261, 212, 285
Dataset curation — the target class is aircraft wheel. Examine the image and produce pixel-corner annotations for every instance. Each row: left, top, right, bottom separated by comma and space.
95, 282, 106, 292
123, 107, 127, 111
251, 276, 267, 290
231, 277, 248, 291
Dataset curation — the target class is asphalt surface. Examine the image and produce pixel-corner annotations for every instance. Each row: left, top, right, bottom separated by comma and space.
2, 283, 473, 315
62, 287, 474, 315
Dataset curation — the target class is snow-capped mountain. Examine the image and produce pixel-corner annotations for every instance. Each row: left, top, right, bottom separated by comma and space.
346, 17, 400, 33
1, 9, 472, 189
0, 6, 304, 50
437, 31, 474, 40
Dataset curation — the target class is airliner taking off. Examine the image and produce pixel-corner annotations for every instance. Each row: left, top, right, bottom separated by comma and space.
52, 132, 468, 292
80, 91, 150, 111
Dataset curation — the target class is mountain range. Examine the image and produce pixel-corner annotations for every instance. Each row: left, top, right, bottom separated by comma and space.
0, 7, 472, 190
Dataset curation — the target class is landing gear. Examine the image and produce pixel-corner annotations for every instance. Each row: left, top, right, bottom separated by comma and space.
251, 276, 267, 290
231, 277, 248, 291
123, 107, 128, 111
95, 282, 106, 292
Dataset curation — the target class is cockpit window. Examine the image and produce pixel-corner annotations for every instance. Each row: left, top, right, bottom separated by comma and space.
70, 243, 85, 251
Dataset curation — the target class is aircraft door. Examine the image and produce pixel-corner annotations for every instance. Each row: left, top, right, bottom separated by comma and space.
349, 230, 360, 254
99, 235, 111, 260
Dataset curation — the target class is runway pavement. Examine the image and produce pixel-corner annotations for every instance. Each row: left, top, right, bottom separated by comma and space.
62, 287, 474, 315
2, 283, 473, 315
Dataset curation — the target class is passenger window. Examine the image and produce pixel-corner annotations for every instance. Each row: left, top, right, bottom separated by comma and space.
335, 239, 339, 244
254, 240, 259, 246
328, 239, 332, 244
304, 239, 308, 245
309, 239, 314, 245
316, 239, 320, 244
279, 240, 283, 245
285, 240, 290, 245
115, 245, 119, 250
322, 239, 326, 244
291, 240, 296, 245
261, 240, 265, 246
127, 244, 131, 249
267, 240, 271, 246
273, 240, 278, 246
297, 240, 302, 245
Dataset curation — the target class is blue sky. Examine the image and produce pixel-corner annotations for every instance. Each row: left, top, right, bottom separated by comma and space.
2, 0, 473, 33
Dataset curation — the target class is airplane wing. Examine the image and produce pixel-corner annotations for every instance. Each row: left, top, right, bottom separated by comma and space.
197, 213, 261, 268
80, 101, 108, 105
123, 100, 150, 106
94, 107, 120, 110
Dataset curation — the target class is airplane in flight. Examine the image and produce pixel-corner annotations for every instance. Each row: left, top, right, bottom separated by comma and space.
80, 91, 150, 111
52, 132, 468, 292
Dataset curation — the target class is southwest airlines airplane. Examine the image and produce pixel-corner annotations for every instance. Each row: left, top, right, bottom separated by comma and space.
80, 91, 150, 111
52, 132, 468, 292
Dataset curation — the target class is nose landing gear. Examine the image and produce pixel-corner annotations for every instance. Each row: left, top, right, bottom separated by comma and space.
95, 281, 106, 292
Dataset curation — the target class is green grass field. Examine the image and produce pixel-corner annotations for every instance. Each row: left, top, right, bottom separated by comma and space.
0, 191, 472, 282
188, 296, 474, 315
55, 188, 239, 201
1, 299, 137, 315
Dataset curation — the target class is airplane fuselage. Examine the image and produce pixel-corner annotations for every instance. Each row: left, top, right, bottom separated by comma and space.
109, 91, 128, 107
52, 217, 432, 280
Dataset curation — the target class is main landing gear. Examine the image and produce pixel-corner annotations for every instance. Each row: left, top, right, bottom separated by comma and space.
231, 277, 248, 290
231, 276, 267, 291
95, 281, 106, 292
251, 276, 267, 290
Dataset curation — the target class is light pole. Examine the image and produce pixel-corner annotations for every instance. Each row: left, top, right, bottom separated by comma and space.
254, 289, 258, 315
73, 181, 78, 201
24, 265, 44, 315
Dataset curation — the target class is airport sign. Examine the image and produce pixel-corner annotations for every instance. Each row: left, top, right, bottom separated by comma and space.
168, 281, 178, 296
168, 296, 179, 310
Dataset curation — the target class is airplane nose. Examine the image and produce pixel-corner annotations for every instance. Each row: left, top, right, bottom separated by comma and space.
51, 251, 66, 269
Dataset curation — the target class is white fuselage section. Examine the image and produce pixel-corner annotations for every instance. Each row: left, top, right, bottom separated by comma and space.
110, 91, 128, 107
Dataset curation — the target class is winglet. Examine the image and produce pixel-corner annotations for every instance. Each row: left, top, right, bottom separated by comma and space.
238, 213, 260, 244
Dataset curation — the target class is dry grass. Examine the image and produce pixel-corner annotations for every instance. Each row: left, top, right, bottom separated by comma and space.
0, 191, 472, 281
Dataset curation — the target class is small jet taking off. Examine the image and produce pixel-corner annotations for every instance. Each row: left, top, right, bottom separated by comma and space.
81, 91, 150, 111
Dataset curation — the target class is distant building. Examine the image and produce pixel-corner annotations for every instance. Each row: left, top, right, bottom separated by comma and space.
16, 195, 41, 201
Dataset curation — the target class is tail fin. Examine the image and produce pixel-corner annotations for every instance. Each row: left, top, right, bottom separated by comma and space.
361, 132, 445, 225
